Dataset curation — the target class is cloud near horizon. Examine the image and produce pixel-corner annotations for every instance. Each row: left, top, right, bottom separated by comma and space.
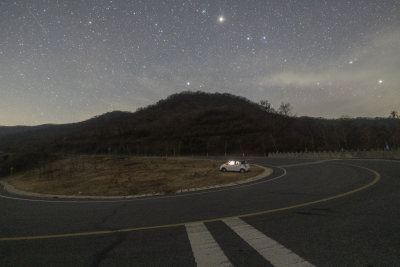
258, 29, 400, 88
253, 29, 400, 117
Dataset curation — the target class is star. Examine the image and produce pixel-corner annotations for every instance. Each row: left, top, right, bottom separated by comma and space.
1, 0, 398, 126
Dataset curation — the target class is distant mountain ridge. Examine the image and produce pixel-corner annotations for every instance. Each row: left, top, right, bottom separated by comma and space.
0, 91, 399, 155
0, 124, 55, 136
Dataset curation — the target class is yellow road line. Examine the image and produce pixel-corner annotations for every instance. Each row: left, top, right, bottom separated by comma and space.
0, 164, 380, 242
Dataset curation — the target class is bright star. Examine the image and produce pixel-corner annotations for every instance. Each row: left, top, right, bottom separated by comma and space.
201, 9, 207, 15
218, 16, 225, 23
378, 79, 383, 84
348, 60, 353, 64
261, 36, 268, 44
186, 81, 191, 86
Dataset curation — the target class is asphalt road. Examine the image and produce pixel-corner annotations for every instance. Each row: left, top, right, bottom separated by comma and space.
0, 158, 399, 266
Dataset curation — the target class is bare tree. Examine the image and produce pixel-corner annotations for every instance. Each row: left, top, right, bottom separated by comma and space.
278, 102, 292, 116
260, 100, 275, 113
270, 134, 279, 153
389, 110, 399, 119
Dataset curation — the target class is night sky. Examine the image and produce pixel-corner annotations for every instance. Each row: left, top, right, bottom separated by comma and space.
1, 0, 399, 125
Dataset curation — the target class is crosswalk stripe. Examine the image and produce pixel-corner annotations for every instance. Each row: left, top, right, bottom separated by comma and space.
223, 217, 314, 267
185, 223, 232, 267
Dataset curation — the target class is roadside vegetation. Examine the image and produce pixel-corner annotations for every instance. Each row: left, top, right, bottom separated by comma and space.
0, 91, 399, 194
4, 155, 265, 196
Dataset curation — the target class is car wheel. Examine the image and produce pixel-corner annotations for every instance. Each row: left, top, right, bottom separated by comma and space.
221, 168, 227, 172
240, 169, 245, 173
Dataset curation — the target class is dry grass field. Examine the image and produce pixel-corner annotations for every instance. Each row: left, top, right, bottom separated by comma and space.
6, 155, 266, 196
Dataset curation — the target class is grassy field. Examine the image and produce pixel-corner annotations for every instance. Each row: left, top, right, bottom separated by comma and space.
5, 155, 266, 196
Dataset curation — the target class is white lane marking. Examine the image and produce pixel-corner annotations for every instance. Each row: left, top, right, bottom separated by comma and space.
0, 166, 287, 203
278, 159, 338, 168
223, 217, 314, 267
1, 158, 395, 203
185, 223, 232, 267
345, 158, 400, 163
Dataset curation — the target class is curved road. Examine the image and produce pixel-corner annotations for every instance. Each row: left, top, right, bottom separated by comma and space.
0, 158, 399, 266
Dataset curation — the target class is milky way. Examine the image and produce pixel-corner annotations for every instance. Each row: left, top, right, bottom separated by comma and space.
1, 0, 399, 125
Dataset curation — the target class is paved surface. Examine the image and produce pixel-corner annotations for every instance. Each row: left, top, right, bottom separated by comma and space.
0, 158, 399, 266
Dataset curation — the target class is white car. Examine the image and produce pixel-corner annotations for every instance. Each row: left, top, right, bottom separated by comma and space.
219, 160, 250, 173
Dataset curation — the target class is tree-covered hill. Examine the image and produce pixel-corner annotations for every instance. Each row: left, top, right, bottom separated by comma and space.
0, 91, 399, 156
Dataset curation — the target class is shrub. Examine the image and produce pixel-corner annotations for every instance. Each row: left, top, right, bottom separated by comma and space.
0, 151, 59, 178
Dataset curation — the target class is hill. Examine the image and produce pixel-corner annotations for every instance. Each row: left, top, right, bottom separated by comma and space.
0, 91, 399, 156
47, 92, 280, 155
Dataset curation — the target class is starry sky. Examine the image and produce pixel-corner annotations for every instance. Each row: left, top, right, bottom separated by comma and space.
1, 0, 399, 126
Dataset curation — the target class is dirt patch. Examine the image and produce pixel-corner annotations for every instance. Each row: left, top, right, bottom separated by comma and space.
5, 155, 266, 196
